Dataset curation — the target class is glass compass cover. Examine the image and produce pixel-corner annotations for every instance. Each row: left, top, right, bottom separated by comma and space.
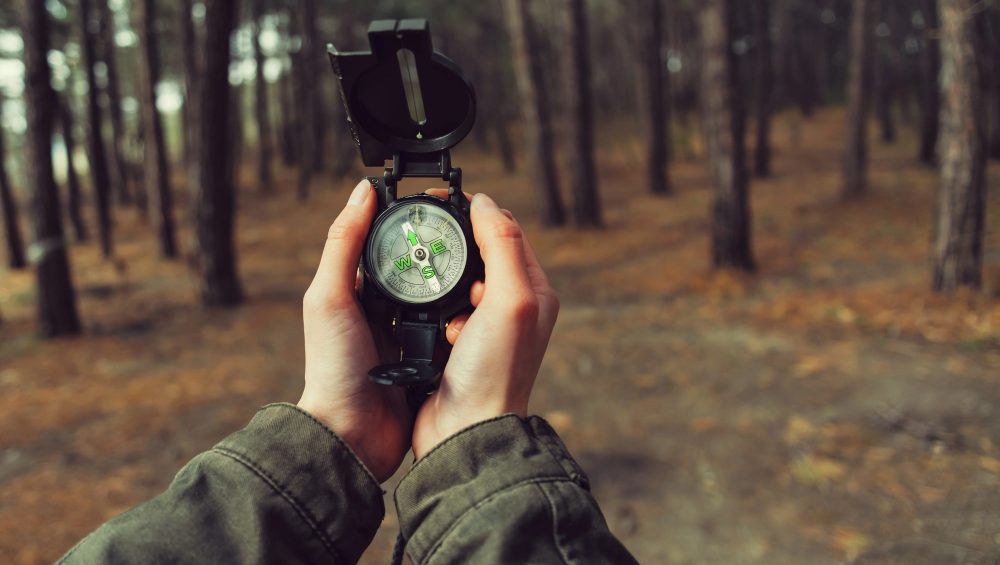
367, 202, 468, 304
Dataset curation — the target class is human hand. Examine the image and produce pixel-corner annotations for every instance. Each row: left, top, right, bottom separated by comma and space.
298, 180, 410, 482
411, 192, 559, 458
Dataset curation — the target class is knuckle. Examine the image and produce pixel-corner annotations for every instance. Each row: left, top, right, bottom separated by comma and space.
544, 287, 561, 315
490, 219, 524, 243
326, 217, 355, 242
508, 292, 540, 323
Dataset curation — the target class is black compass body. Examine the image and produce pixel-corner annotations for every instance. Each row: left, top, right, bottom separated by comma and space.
328, 20, 481, 400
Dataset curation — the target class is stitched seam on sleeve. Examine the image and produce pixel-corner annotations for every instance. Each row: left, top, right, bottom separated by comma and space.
260, 403, 381, 487
406, 414, 523, 476
212, 447, 343, 564
419, 476, 572, 565
536, 482, 572, 565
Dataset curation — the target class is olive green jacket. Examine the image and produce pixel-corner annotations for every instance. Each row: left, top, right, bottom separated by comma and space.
59, 403, 636, 564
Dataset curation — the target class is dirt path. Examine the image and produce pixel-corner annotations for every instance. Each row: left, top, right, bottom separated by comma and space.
1, 108, 998, 563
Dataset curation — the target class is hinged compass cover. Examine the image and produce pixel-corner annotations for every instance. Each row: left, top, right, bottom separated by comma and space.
327, 19, 477, 167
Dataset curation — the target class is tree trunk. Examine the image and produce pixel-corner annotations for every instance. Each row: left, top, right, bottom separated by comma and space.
135, 0, 178, 258
291, 11, 313, 201
637, 0, 672, 194
58, 94, 88, 243
179, 0, 200, 203
842, 0, 873, 198
504, 0, 566, 226
21, 0, 81, 336
919, 0, 941, 165
299, 0, 325, 174
228, 84, 243, 190
195, 0, 243, 307
753, 0, 773, 177
700, 0, 755, 271
562, 0, 601, 227
495, 106, 517, 173
252, 0, 273, 194
279, 63, 299, 167
874, 0, 897, 144
98, 0, 132, 207
931, 0, 986, 291
0, 96, 27, 269
79, 0, 114, 257
988, 5, 1000, 161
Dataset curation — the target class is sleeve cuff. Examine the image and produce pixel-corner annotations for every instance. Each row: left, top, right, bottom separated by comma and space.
394, 414, 590, 560
213, 403, 385, 564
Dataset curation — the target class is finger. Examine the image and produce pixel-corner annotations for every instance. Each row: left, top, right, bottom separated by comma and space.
309, 180, 375, 304
470, 193, 534, 301
470, 280, 485, 307
445, 314, 469, 345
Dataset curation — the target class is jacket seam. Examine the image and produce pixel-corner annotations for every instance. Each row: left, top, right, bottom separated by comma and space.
417, 475, 572, 564
212, 446, 344, 564
536, 482, 573, 565
260, 403, 381, 486
404, 414, 523, 478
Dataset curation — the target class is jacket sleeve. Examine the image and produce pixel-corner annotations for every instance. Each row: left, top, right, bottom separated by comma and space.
394, 415, 638, 564
59, 403, 385, 565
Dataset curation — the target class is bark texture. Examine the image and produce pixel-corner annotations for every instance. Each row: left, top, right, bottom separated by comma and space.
700, 0, 754, 271
563, 0, 602, 227
293, 5, 314, 200
753, 0, 773, 177
638, 0, 671, 194
79, 0, 114, 257
98, 0, 132, 206
179, 0, 200, 201
989, 4, 1000, 160
842, 0, 873, 198
504, 0, 566, 226
252, 0, 273, 193
194, 0, 243, 307
874, 0, 897, 144
931, 0, 986, 291
0, 96, 26, 269
58, 95, 87, 243
21, 0, 81, 336
135, 0, 177, 258
919, 0, 941, 164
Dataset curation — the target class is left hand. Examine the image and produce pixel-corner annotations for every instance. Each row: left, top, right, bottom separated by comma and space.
298, 180, 410, 482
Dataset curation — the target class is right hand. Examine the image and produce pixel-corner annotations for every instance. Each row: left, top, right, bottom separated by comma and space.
411, 192, 559, 458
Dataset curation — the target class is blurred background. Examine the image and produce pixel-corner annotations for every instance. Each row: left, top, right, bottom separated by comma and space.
1, 0, 999, 563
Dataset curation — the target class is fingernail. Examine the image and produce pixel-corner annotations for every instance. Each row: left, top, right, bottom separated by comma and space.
348, 180, 371, 206
472, 193, 497, 209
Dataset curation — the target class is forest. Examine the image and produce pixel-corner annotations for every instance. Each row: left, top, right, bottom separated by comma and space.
0, 0, 999, 563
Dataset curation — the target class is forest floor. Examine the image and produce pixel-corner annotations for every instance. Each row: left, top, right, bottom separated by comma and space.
1, 107, 999, 564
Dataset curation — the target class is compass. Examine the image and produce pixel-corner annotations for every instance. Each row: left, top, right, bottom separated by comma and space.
329, 19, 482, 401
366, 196, 470, 305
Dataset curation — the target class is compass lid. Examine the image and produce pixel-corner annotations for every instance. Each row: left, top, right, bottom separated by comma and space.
328, 19, 477, 167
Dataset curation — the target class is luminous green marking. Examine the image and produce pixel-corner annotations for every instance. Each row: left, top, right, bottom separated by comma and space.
421, 266, 436, 279
407, 231, 419, 246
430, 239, 447, 255
394, 255, 412, 271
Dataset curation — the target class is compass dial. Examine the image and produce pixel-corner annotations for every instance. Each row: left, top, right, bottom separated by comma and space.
366, 200, 469, 305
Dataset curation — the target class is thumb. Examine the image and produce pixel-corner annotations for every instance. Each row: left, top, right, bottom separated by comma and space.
308, 180, 375, 304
